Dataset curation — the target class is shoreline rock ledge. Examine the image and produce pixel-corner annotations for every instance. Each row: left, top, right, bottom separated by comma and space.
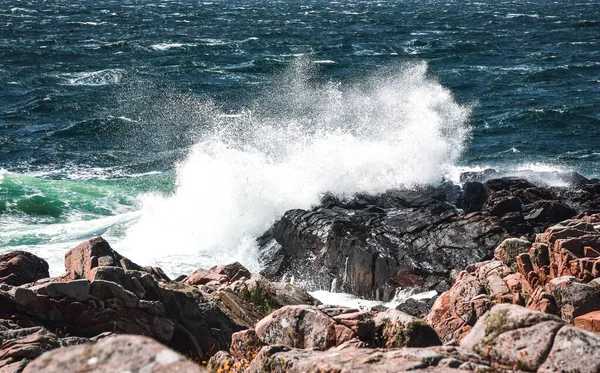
1, 174, 600, 372
0, 237, 317, 372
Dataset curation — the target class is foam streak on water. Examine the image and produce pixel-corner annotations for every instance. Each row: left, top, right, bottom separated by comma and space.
120, 60, 471, 273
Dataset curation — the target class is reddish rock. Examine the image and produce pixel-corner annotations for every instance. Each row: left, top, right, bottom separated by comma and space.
574, 310, 600, 334
230, 329, 265, 361
254, 305, 439, 351
0, 251, 49, 286
247, 343, 494, 373
255, 305, 355, 350
22, 335, 207, 373
62, 236, 144, 281
428, 215, 600, 335
0, 240, 243, 364
427, 260, 523, 343
0, 321, 109, 372
210, 262, 251, 282
183, 269, 228, 286
461, 304, 600, 373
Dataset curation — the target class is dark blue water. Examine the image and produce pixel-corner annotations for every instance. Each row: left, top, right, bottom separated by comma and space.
1, 0, 599, 275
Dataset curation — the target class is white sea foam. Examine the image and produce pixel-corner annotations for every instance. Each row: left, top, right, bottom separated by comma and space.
0, 212, 139, 276
150, 43, 189, 51
446, 162, 574, 187
309, 289, 438, 310
119, 59, 472, 274
60, 69, 123, 86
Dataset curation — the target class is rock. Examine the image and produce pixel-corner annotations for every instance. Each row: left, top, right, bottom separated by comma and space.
246, 343, 497, 373
484, 192, 522, 217
395, 297, 436, 317
548, 276, 600, 322
0, 320, 109, 372
0, 251, 49, 286
493, 238, 531, 268
206, 350, 239, 372
206, 275, 320, 329
61, 236, 144, 281
0, 238, 243, 364
538, 325, 600, 373
144, 266, 171, 282
22, 335, 207, 373
574, 310, 600, 334
373, 309, 441, 348
457, 181, 488, 213
254, 305, 356, 350
230, 329, 265, 362
461, 304, 600, 372
428, 214, 600, 344
258, 177, 600, 301
183, 269, 228, 286
259, 185, 505, 301
210, 262, 252, 282
483, 177, 537, 194
30, 279, 91, 302
523, 200, 577, 224
253, 305, 439, 351
426, 260, 532, 343
460, 168, 498, 183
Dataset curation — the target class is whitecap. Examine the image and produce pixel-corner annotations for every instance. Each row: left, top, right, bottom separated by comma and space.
59, 69, 123, 86
150, 42, 192, 51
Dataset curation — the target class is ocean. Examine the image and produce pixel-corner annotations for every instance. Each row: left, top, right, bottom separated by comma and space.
1, 0, 599, 278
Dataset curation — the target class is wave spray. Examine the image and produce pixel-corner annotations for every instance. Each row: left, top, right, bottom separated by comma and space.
120, 59, 471, 275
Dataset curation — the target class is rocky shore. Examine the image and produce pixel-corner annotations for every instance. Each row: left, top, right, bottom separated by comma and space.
2, 173, 600, 372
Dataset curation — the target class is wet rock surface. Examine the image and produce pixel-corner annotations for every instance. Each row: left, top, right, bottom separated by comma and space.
258, 176, 600, 301
258, 184, 505, 301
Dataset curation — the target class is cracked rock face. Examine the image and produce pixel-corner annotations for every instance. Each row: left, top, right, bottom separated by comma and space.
258, 185, 505, 301
219, 304, 441, 369
428, 216, 600, 343
0, 321, 110, 373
